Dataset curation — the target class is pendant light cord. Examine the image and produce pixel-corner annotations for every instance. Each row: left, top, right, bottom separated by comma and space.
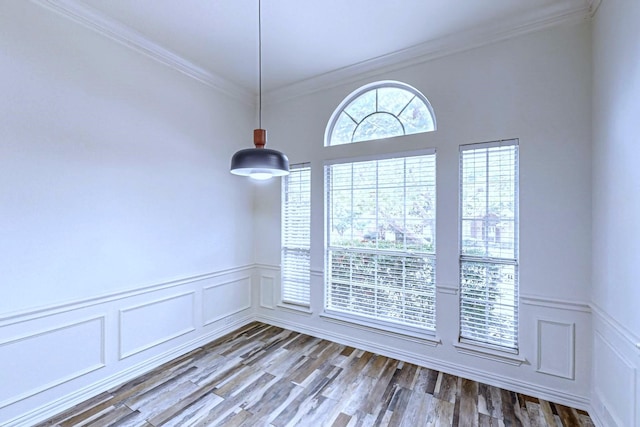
258, 0, 262, 129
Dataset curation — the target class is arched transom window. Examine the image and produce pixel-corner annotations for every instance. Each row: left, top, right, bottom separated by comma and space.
326, 81, 436, 146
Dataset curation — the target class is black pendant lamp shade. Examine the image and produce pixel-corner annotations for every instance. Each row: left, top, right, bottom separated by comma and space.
230, 129, 289, 180
230, 0, 289, 180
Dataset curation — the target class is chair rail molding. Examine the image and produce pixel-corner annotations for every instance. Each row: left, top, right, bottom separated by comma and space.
0, 265, 256, 427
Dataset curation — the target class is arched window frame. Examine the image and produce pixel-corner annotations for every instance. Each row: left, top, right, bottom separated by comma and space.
324, 80, 436, 147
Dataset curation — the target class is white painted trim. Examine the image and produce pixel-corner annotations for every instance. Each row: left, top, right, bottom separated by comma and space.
0, 265, 256, 425
536, 319, 575, 379
265, 1, 593, 105
452, 340, 526, 366
0, 265, 254, 324
29, 0, 254, 105
119, 292, 197, 359
257, 264, 316, 311
259, 275, 276, 310
323, 147, 437, 167
320, 311, 440, 347
0, 316, 106, 410
2, 315, 254, 427
254, 263, 280, 272
521, 294, 591, 312
203, 277, 253, 326
591, 303, 640, 349
255, 314, 590, 411
593, 330, 637, 427
29, 0, 592, 107
436, 285, 459, 295
276, 303, 313, 315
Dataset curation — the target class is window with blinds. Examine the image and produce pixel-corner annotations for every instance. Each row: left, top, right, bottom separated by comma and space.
325, 153, 436, 332
459, 140, 519, 350
281, 164, 311, 306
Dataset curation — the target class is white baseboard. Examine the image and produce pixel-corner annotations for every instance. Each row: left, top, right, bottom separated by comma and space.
2, 315, 253, 427
255, 313, 591, 412
0, 266, 257, 427
590, 305, 639, 427
4, 272, 613, 427
4, 309, 597, 427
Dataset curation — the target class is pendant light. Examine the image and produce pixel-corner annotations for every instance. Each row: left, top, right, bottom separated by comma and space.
230, 0, 289, 180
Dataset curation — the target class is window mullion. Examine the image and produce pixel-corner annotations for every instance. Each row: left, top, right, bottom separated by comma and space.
459, 140, 519, 351
325, 153, 436, 332
282, 165, 311, 306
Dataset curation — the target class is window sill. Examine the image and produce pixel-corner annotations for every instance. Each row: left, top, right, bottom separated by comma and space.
277, 303, 313, 315
452, 340, 527, 366
320, 311, 441, 347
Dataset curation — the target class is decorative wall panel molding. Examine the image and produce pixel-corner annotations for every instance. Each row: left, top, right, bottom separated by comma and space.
0, 316, 105, 409
0, 265, 254, 324
254, 263, 279, 272
2, 315, 254, 427
536, 319, 575, 379
591, 303, 639, 349
256, 313, 591, 411
119, 292, 196, 359
0, 264, 603, 426
593, 331, 637, 427
0, 266, 255, 427
591, 306, 639, 427
521, 294, 591, 313
203, 277, 252, 325
259, 275, 275, 309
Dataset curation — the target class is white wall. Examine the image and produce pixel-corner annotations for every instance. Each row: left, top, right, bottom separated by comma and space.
255, 21, 594, 409
0, 2, 257, 425
6, 1, 637, 424
591, 0, 640, 426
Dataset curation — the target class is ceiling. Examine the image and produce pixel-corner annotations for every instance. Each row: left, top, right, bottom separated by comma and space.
35, 0, 595, 101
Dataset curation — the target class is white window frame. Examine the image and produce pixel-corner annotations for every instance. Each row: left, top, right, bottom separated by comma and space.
323, 150, 437, 337
281, 163, 311, 307
458, 139, 519, 352
324, 80, 436, 147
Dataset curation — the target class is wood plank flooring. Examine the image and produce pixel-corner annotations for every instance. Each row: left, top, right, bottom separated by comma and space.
36, 322, 594, 427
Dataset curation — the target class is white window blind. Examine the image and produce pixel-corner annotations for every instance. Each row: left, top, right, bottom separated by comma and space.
459, 140, 519, 350
281, 164, 311, 306
325, 154, 436, 331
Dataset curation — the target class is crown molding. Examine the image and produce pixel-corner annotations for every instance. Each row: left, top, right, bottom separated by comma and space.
265, 0, 593, 105
30, 0, 593, 108
30, 0, 255, 105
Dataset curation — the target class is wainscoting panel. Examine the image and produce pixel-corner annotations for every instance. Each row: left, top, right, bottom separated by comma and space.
591, 305, 639, 427
203, 276, 252, 325
0, 266, 255, 427
536, 319, 575, 379
119, 292, 196, 359
259, 275, 275, 309
252, 274, 594, 411
0, 316, 105, 409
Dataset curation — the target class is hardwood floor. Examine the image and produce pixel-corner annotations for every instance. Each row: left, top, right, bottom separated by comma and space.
37, 322, 594, 427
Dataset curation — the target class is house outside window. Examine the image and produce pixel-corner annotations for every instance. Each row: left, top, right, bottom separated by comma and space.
323, 81, 437, 334
281, 164, 311, 306
459, 140, 519, 351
